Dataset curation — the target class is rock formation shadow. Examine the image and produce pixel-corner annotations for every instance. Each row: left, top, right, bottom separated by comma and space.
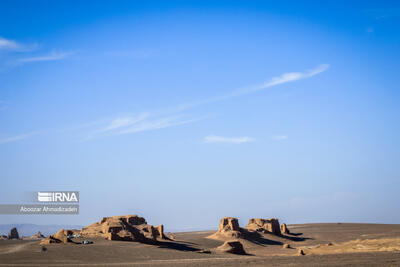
288, 232, 303, 236
279, 233, 312, 242
241, 229, 312, 245
155, 240, 200, 252
240, 229, 283, 246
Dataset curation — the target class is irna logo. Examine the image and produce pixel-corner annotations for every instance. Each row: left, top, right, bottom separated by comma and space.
37, 192, 79, 202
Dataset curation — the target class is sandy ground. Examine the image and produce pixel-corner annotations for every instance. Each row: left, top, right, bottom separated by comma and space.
0, 223, 400, 266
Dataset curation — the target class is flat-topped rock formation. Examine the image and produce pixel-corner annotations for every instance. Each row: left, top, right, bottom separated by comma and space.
246, 218, 281, 235
80, 215, 166, 243
38, 215, 166, 245
207, 217, 242, 240
208, 216, 291, 242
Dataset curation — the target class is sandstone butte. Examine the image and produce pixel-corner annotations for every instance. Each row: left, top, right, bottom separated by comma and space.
40, 215, 166, 245
246, 218, 282, 235
207, 217, 242, 240
208, 216, 291, 241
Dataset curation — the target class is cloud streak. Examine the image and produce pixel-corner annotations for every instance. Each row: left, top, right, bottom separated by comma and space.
204, 135, 254, 144
0, 37, 20, 51
117, 116, 201, 134
19, 50, 75, 63
0, 132, 38, 144
177, 64, 329, 111
231, 64, 329, 96
87, 64, 328, 140
96, 113, 150, 134
0, 64, 327, 144
87, 113, 203, 139
0, 37, 37, 52
117, 116, 201, 135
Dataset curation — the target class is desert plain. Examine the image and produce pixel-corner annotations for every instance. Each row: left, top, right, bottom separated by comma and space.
1, 215, 400, 266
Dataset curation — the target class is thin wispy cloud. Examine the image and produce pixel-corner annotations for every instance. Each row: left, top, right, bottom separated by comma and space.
0, 37, 72, 72
177, 64, 329, 111
97, 113, 150, 134
0, 64, 327, 143
272, 135, 288, 140
87, 113, 203, 139
87, 64, 328, 140
234, 64, 329, 95
0, 132, 38, 144
204, 135, 254, 144
0, 37, 37, 52
0, 37, 20, 51
19, 50, 76, 63
118, 116, 201, 135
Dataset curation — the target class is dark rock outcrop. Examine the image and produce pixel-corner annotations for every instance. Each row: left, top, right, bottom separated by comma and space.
8, 227, 19, 239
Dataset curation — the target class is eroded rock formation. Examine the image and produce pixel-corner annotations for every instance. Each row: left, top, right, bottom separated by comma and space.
24, 231, 45, 240
40, 229, 74, 244
34, 231, 45, 238
281, 223, 290, 234
217, 241, 246, 254
246, 218, 281, 235
8, 227, 19, 239
207, 217, 242, 240
39, 215, 166, 245
80, 215, 165, 243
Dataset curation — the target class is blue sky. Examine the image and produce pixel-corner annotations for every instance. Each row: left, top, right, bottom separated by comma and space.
0, 0, 399, 230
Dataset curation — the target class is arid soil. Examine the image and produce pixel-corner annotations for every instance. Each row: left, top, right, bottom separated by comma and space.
0, 223, 399, 266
